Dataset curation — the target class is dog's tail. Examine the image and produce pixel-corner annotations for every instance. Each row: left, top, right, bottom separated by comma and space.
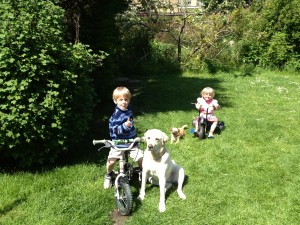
181, 125, 188, 129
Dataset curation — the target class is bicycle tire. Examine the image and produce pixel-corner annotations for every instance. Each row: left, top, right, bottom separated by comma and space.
114, 179, 133, 216
198, 125, 206, 140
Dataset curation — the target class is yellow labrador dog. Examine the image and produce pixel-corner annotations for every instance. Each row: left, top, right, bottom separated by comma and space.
139, 129, 186, 212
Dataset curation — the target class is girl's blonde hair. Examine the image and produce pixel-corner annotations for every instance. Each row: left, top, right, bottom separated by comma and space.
201, 87, 215, 97
112, 86, 132, 101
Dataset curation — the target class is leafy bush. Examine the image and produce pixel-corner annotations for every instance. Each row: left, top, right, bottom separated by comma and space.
0, 0, 106, 167
260, 32, 293, 69
114, 11, 153, 76
142, 41, 180, 75
236, 0, 300, 71
180, 12, 237, 73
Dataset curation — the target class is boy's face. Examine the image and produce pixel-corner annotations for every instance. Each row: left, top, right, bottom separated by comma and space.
114, 95, 130, 110
202, 92, 213, 101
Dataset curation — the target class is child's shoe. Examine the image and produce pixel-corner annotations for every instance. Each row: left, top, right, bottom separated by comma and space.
208, 135, 214, 139
103, 174, 112, 189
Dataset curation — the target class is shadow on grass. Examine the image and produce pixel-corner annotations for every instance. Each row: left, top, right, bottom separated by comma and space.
72, 72, 232, 167
133, 74, 231, 114
1, 71, 231, 172
0, 197, 27, 216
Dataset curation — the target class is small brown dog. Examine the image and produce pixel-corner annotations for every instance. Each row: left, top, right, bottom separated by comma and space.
170, 125, 188, 144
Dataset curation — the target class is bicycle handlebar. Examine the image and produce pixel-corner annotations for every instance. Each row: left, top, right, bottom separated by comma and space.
92, 137, 145, 151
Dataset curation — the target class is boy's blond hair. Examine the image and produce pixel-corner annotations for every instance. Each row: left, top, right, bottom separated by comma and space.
112, 86, 132, 101
201, 87, 215, 97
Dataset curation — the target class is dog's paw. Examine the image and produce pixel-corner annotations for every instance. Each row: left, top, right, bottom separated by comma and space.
138, 193, 145, 201
178, 191, 186, 200
159, 202, 166, 212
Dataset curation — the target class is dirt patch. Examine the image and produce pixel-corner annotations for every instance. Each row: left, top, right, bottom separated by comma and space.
110, 209, 129, 225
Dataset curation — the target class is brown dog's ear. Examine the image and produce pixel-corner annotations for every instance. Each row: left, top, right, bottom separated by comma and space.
161, 131, 169, 143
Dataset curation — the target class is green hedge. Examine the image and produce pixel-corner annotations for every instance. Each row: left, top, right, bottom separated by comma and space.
0, 0, 106, 167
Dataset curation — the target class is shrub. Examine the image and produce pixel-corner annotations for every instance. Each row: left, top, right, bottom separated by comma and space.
235, 0, 300, 70
260, 32, 293, 69
0, 0, 106, 167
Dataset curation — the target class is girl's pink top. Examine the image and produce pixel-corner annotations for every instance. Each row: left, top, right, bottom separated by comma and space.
196, 97, 219, 122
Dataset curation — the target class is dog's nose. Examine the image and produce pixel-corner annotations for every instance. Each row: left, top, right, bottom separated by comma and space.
148, 144, 153, 149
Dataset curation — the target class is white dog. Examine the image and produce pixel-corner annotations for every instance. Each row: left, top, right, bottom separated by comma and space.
139, 129, 186, 212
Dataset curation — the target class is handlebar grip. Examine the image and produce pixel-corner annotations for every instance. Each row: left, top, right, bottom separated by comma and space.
93, 140, 106, 145
135, 137, 145, 142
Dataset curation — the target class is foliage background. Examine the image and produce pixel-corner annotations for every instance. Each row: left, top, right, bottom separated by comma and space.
0, 0, 105, 167
0, 0, 299, 167
1, 0, 300, 223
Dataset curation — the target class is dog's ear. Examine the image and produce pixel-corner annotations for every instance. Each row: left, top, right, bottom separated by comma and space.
144, 129, 150, 137
161, 131, 169, 143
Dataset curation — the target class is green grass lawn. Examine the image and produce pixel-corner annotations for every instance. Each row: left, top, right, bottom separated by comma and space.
1, 70, 300, 225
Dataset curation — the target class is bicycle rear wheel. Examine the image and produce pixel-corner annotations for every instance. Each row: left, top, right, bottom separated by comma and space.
114, 179, 133, 216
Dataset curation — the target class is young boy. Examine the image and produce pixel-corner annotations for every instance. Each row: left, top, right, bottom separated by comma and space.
104, 86, 143, 189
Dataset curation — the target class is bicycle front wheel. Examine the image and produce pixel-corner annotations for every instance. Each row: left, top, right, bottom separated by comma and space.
114, 179, 133, 216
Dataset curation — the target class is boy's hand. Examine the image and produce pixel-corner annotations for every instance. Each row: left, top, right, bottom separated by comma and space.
124, 117, 132, 127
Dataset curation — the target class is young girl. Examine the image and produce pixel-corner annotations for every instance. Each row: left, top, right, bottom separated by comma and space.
193, 87, 220, 138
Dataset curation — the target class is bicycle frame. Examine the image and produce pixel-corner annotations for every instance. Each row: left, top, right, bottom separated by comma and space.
114, 151, 129, 192
93, 137, 144, 188
93, 137, 145, 215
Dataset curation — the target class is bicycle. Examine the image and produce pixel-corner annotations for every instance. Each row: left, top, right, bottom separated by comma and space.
92, 137, 145, 216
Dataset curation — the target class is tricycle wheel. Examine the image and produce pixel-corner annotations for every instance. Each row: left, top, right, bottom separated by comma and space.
198, 125, 206, 140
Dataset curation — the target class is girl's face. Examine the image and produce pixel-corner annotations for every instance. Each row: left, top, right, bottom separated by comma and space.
202, 92, 213, 101
115, 95, 130, 110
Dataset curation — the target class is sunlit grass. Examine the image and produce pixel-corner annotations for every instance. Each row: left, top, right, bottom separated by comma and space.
1, 70, 300, 224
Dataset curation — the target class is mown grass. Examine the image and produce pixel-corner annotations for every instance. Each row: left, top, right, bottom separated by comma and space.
1, 70, 300, 225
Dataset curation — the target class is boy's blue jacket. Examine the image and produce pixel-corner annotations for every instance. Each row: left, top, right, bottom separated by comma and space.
109, 105, 137, 147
